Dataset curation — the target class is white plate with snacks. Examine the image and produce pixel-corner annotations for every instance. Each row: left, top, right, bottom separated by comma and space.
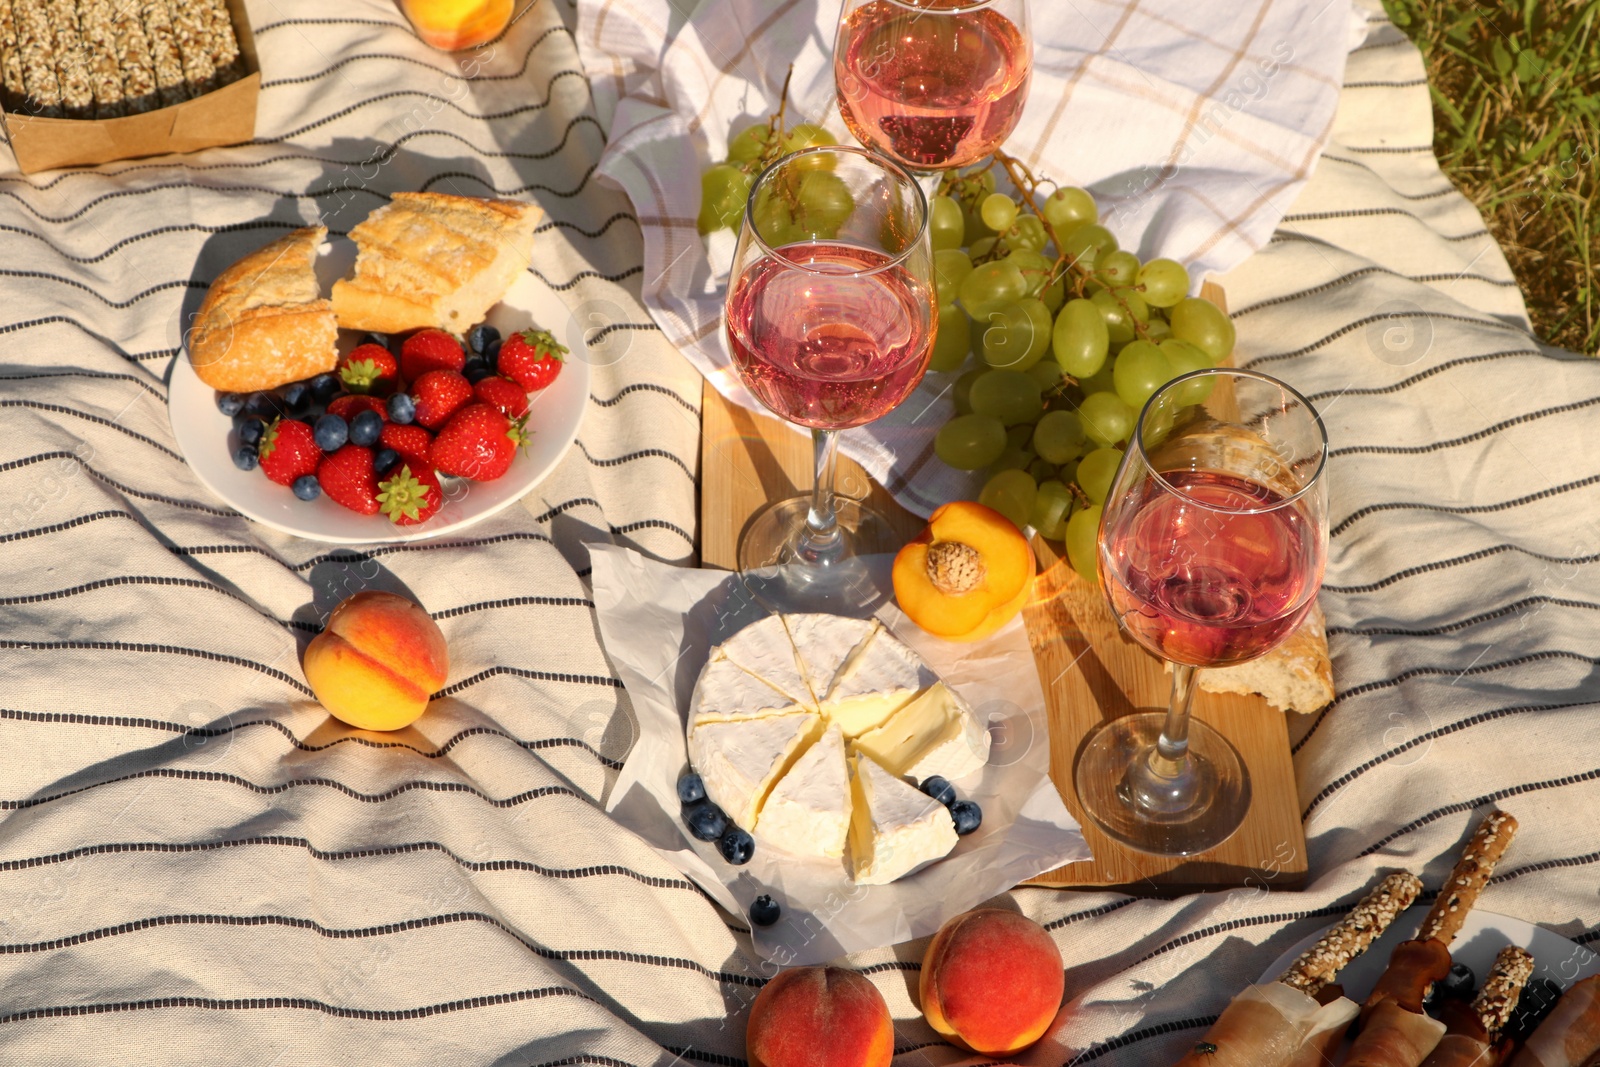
169, 239, 590, 544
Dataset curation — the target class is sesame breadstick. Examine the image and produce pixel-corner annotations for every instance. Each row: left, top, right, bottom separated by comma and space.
1279, 872, 1425, 995
1, 0, 27, 106
111, 0, 157, 113
197, 0, 238, 86
45, 0, 93, 117
1473, 946, 1534, 1040
136, 0, 185, 107
13, 0, 62, 116
1418, 809, 1518, 947
163, 0, 215, 95
77, 0, 123, 117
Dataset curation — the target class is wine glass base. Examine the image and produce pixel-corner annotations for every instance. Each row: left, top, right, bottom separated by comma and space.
1073, 713, 1251, 857
737, 495, 900, 617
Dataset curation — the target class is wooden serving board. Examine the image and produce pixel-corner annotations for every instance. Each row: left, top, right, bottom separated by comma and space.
697, 284, 1308, 892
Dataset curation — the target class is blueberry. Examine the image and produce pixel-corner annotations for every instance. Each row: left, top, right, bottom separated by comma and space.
465, 363, 494, 384
217, 391, 245, 417
676, 771, 706, 804
749, 895, 781, 928
363, 332, 389, 349
280, 381, 311, 413
920, 775, 957, 808
1507, 978, 1564, 1042
387, 392, 416, 425
949, 799, 982, 836
238, 417, 266, 446
717, 826, 755, 865
349, 409, 383, 447
232, 445, 258, 471
484, 337, 503, 369
1438, 962, 1475, 1002
292, 474, 321, 501
314, 413, 348, 451
683, 800, 727, 842
467, 323, 500, 355
309, 373, 342, 404
374, 448, 401, 476
245, 391, 281, 419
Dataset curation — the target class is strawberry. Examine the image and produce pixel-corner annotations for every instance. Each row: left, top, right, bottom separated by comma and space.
378, 423, 435, 466
473, 375, 530, 418
317, 445, 380, 515
338, 343, 399, 395
328, 394, 388, 422
497, 328, 566, 392
409, 369, 473, 430
430, 403, 528, 482
377, 463, 444, 526
400, 329, 466, 383
257, 417, 320, 486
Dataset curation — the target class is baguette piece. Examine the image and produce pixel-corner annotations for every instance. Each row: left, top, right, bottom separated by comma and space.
189, 226, 339, 393
1418, 809, 1518, 947
332, 192, 543, 335
1196, 602, 1334, 714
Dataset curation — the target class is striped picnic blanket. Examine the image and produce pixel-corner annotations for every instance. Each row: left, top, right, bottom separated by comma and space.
2, 0, 1598, 1064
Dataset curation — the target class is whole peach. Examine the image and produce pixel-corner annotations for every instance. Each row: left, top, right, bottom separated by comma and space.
302, 591, 448, 731
920, 909, 1064, 1055
747, 966, 893, 1067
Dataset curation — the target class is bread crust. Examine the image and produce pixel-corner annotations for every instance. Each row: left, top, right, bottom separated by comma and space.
189, 226, 338, 393
332, 192, 542, 335
1196, 602, 1334, 713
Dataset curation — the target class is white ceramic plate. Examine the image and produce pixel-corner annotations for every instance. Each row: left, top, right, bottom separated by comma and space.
168, 239, 590, 544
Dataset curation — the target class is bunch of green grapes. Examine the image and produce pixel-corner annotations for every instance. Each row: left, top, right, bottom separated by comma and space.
927, 168, 1237, 584
698, 120, 839, 235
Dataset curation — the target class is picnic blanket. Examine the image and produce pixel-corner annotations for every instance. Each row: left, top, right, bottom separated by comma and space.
2, 0, 1599, 1063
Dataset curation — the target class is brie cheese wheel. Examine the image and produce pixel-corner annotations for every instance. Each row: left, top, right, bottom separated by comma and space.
782, 614, 876, 712
690, 653, 809, 727
719, 615, 815, 708
848, 751, 958, 885
816, 622, 929, 738
756, 723, 851, 859
689, 712, 821, 829
852, 682, 991, 782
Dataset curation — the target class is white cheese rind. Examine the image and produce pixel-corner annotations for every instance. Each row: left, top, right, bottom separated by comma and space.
719, 615, 816, 709
755, 723, 850, 858
689, 653, 808, 727
852, 682, 991, 783
847, 752, 958, 885
817, 623, 929, 738
782, 614, 876, 711
689, 712, 821, 829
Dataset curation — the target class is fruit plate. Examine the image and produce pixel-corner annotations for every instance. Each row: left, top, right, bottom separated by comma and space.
168, 238, 591, 544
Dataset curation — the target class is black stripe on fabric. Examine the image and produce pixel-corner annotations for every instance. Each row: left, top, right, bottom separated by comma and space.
590, 322, 663, 343
0, 182, 386, 226
1279, 206, 1488, 241
1342, 78, 1430, 88
169, 530, 559, 572
1301, 700, 1599, 818
667, 1049, 746, 1067
0, 370, 166, 400
1304, 349, 1544, 402
0, 768, 581, 812
0, 510, 137, 544
535, 212, 639, 240
0, 221, 321, 266
432, 594, 596, 618
1311, 154, 1458, 198
1042, 897, 1137, 930
1243, 311, 1533, 369
1326, 595, 1600, 637
529, 264, 643, 292
418, 162, 598, 199
0, 402, 183, 460
0, 836, 690, 890
1132, 903, 1356, 968
1331, 472, 1600, 538
0, 987, 596, 1025
1343, 144, 1438, 154
251, 15, 407, 34
589, 383, 698, 413
1332, 396, 1600, 456
1334, 652, 1600, 704
1358, 774, 1600, 858
1230, 265, 1518, 318
0, 451, 237, 518
0, 911, 767, 988
1065, 1017, 1216, 1064
1495, 848, 1600, 886
1352, 37, 1413, 52
0, 638, 308, 693
0, 269, 203, 308
0, 576, 317, 631
576, 442, 694, 478
259, 23, 571, 89
526, 496, 695, 545
434, 666, 624, 698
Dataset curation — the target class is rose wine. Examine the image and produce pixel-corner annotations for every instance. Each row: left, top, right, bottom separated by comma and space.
1101, 469, 1321, 668
725, 242, 935, 430
835, 0, 1031, 170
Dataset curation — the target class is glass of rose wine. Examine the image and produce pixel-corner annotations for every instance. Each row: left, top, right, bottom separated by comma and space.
1074, 368, 1329, 856
834, 0, 1032, 172
724, 145, 936, 615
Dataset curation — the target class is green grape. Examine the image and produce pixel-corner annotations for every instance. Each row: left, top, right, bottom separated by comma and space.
727, 123, 775, 165
1057, 456, 1080, 485
1077, 447, 1123, 504
1065, 504, 1103, 585
1005, 423, 1035, 449
930, 195, 966, 252
981, 299, 1052, 371
783, 123, 837, 168
1001, 215, 1048, 253
1078, 363, 1116, 399
930, 304, 972, 372
935, 249, 975, 303
1142, 316, 1172, 342
1090, 288, 1138, 344
979, 469, 1037, 531
1032, 409, 1086, 464
1005, 248, 1053, 297
1061, 223, 1117, 270
796, 171, 854, 233
1078, 391, 1135, 447
1096, 250, 1141, 289
1112, 340, 1173, 409
1042, 186, 1097, 234
698, 163, 754, 235
959, 260, 1028, 321
980, 193, 1019, 232
1138, 257, 1189, 308
1027, 457, 1058, 483
1051, 298, 1110, 378
1169, 296, 1236, 363
1031, 479, 1074, 540
1141, 400, 1179, 449
953, 367, 984, 415
968, 235, 998, 260
1159, 339, 1213, 404
991, 445, 1034, 473
1028, 360, 1066, 395
969, 369, 1043, 426
1113, 287, 1151, 323
934, 413, 1007, 469
1039, 276, 1066, 312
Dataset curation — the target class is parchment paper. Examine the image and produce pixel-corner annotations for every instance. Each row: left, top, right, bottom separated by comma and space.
591, 544, 1091, 965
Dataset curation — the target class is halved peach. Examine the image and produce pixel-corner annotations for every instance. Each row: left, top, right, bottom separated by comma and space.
893, 501, 1036, 642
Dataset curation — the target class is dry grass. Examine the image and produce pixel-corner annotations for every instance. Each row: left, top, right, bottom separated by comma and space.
1383, 0, 1599, 353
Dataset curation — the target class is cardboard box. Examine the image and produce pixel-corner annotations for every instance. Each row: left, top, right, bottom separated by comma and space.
0, 0, 260, 174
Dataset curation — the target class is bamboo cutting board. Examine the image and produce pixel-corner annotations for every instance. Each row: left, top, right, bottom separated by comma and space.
696, 285, 1308, 891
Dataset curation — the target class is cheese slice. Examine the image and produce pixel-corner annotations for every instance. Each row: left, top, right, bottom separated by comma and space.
847, 752, 958, 885
689, 712, 822, 830
719, 615, 817, 709
755, 724, 851, 858
689, 653, 808, 727
852, 682, 991, 783
817, 622, 928, 738
782, 614, 877, 711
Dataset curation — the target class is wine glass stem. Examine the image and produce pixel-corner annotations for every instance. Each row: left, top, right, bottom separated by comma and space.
797, 428, 844, 566
1152, 663, 1198, 776
1117, 662, 1203, 819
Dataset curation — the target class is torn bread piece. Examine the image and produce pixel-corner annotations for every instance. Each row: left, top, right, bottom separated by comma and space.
1192, 602, 1334, 714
